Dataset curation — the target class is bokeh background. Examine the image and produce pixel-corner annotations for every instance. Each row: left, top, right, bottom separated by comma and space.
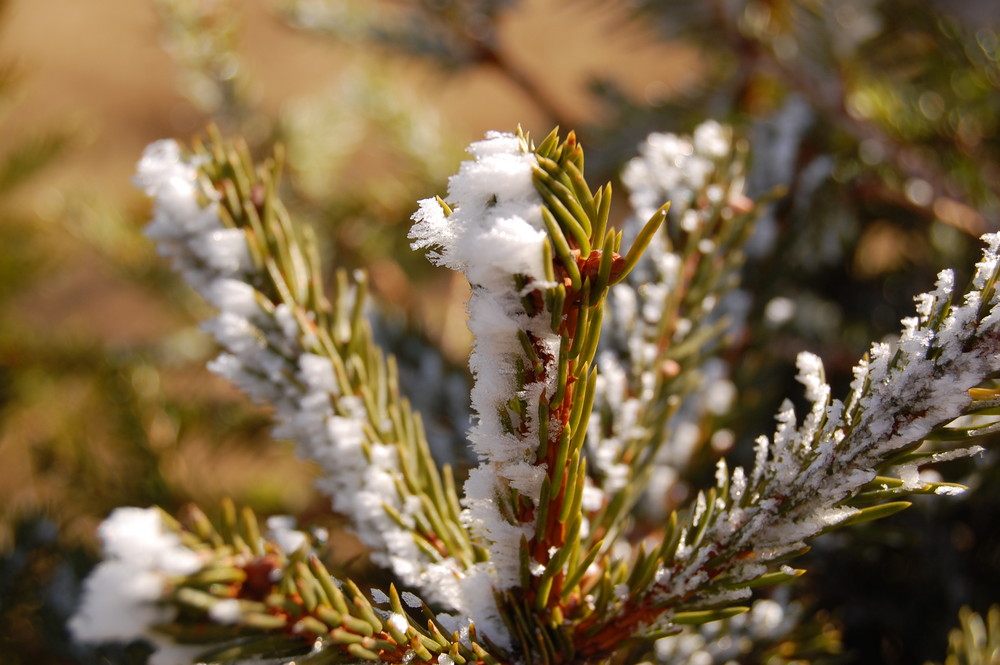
1, 1, 998, 663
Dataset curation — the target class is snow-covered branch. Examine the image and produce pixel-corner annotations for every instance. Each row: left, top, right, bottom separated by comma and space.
72, 126, 999, 665
587, 121, 757, 536
70, 502, 492, 665
132, 137, 470, 610
577, 234, 1000, 656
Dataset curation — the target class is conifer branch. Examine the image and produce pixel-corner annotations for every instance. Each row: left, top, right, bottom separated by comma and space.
71, 122, 1000, 665
410, 127, 667, 661
572, 234, 1000, 660
132, 132, 476, 609
586, 122, 760, 546
71, 502, 503, 665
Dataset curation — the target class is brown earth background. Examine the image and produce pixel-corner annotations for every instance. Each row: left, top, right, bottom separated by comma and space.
0, 0, 698, 547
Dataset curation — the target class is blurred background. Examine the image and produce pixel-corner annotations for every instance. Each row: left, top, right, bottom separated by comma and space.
0, 0, 998, 663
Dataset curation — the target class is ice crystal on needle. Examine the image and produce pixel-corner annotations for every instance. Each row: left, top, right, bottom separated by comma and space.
69, 508, 204, 665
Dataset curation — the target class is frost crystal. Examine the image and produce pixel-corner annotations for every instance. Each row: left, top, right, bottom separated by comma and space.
410, 132, 548, 285
266, 515, 309, 554
69, 508, 202, 651
401, 591, 423, 608
208, 599, 242, 625
388, 612, 409, 634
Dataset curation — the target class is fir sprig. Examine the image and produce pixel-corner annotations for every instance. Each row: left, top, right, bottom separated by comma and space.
165, 502, 501, 665
587, 122, 761, 543
135, 131, 478, 606
87, 502, 503, 665
410, 127, 664, 663
571, 238, 1000, 660
502, 128, 667, 657
520, 126, 667, 604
